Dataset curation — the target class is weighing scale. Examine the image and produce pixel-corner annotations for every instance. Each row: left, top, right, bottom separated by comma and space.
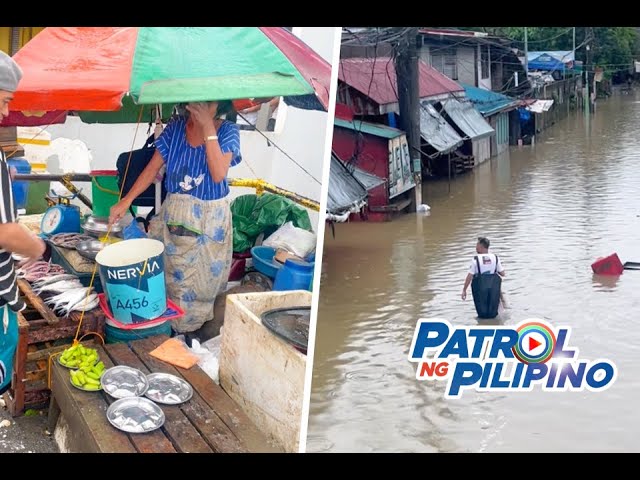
40, 191, 82, 236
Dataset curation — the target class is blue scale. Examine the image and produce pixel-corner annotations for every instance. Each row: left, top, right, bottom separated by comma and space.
40, 192, 82, 236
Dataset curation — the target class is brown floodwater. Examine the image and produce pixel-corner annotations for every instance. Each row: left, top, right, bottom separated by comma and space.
306, 91, 640, 453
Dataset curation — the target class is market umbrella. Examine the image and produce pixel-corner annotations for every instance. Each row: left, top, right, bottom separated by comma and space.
8, 27, 331, 123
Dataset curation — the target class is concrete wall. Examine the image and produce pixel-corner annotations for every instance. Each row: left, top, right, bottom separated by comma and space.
42, 27, 338, 231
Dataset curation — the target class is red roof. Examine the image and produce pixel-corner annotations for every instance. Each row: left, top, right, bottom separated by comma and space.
338, 57, 463, 106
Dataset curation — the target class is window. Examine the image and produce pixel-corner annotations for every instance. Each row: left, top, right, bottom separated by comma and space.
431, 47, 458, 80
481, 45, 490, 79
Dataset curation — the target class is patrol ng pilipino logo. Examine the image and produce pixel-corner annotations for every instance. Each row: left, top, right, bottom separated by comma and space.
408, 319, 617, 399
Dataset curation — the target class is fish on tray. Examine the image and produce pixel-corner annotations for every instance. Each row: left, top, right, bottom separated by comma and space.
46, 288, 98, 316
34, 279, 84, 295
16, 260, 66, 283
47, 233, 95, 250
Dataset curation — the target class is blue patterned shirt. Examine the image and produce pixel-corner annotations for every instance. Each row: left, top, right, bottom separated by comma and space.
155, 118, 242, 201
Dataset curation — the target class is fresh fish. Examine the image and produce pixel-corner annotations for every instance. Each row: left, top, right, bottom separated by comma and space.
60, 289, 94, 313
68, 296, 99, 313
34, 280, 83, 295
47, 288, 91, 313
63, 292, 98, 315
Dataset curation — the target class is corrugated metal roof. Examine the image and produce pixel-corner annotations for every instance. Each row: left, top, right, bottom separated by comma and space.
334, 117, 404, 139
440, 98, 495, 141
462, 84, 518, 117
327, 153, 369, 214
352, 167, 385, 191
419, 103, 464, 154
338, 57, 464, 107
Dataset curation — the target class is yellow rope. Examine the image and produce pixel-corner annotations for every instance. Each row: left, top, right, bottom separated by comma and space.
47, 106, 145, 388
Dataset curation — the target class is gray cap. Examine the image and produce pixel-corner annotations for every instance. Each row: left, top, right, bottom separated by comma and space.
0, 50, 22, 93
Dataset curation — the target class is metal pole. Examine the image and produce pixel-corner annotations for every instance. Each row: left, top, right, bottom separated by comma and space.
585, 28, 590, 115
524, 27, 529, 77
448, 154, 451, 195
14, 173, 93, 182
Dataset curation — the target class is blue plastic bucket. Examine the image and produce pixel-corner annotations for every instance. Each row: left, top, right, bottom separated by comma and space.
95, 238, 167, 325
273, 259, 314, 291
7, 158, 31, 210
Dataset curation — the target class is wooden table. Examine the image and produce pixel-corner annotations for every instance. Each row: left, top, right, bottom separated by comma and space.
48, 335, 283, 453
2, 280, 105, 416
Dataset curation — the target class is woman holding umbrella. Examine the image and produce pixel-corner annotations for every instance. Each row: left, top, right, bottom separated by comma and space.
109, 100, 241, 340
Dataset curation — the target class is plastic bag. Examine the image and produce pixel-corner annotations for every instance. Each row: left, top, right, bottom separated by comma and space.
262, 221, 317, 259
189, 335, 222, 384
231, 193, 313, 253
123, 218, 148, 240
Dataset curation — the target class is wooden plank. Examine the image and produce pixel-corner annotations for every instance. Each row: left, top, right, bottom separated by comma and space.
127, 339, 244, 453
26, 319, 49, 328
144, 335, 280, 453
8, 313, 29, 416
17, 279, 59, 324
24, 389, 49, 409
101, 343, 179, 454
25, 369, 47, 382
50, 356, 136, 453
27, 343, 87, 362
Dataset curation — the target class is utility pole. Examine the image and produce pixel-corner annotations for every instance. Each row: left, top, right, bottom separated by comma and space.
524, 27, 529, 77
395, 27, 422, 211
572, 27, 576, 56
584, 27, 591, 114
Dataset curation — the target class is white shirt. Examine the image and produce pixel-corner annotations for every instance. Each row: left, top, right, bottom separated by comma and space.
468, 253, 504, 275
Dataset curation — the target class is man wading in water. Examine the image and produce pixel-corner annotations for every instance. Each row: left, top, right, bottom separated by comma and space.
461, 237, 506, 319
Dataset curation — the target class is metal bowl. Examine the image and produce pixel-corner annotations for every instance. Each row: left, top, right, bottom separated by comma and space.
101, 366, 149, 399
107, 397, 165, 433
145, 373, 193, 405
76, 239, 106, 261
82, 216, 124, 238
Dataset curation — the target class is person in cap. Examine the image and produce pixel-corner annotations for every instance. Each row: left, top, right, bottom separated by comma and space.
0, 50, 47, 394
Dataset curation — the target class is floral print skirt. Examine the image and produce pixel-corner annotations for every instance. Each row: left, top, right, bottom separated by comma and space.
149, 193, 232, 333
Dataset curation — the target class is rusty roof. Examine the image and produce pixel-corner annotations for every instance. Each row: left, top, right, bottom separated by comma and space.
338, 57, 464, 106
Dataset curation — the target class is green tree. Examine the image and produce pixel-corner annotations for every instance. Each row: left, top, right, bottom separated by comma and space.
452, 27, 638, 77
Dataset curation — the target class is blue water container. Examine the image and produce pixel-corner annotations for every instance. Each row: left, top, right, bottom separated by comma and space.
273, 259, 314, 291
7, 159, 31, 210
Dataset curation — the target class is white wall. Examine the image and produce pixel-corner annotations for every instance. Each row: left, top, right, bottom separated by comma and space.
457, 47, 476, 86
478, 45, 492, 91
40, 27, 337, 231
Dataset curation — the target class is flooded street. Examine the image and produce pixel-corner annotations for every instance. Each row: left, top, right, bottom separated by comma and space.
307, 92, 640, 453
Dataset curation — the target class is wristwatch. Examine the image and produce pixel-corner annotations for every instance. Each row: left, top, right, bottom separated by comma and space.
205, 135, 218, 142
